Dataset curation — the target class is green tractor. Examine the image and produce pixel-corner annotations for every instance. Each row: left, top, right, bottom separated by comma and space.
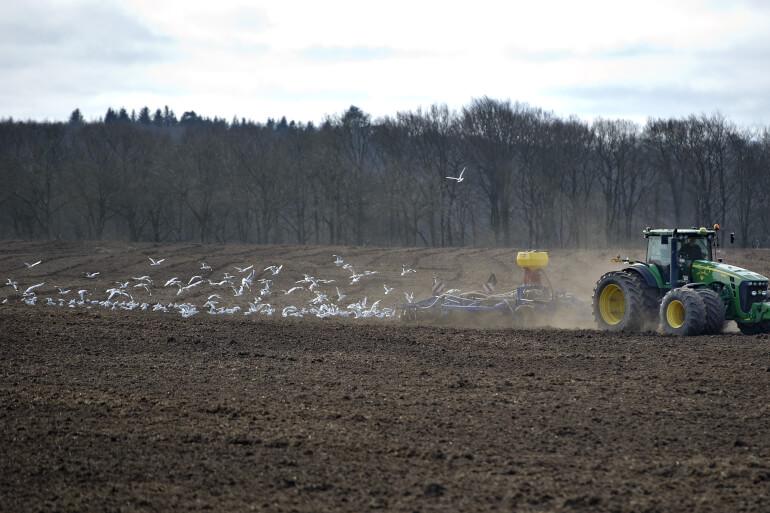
593, 227, 770, 335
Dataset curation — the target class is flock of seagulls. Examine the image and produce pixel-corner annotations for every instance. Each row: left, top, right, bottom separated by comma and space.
2, 254, 425, 321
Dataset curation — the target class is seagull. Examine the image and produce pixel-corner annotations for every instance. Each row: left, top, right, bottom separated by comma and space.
333, 255, 344, 267
84, 272, 100, 279
148, 257, 165, 266
401, 265, 416, 276
445, 166, 466, 183
116, 281, 129, 289
282, 286, 304, 295
264, 264, 283, 275
132, 275, 152, 282
23, 282, 45, 295
77, 290, 88, 301
164, 277, 181, 287
234, 265, 253, 273
57, 287, 71, 295
188, 275, 203, 284
336, 287, 347, 302
5, 278, 18, 291
342, 263, 355, 273
200, 262, 212, 271
310, 291, 328, 305
404, 291, 414, 303
24, 260, 42, 269
383, 284, 394, 295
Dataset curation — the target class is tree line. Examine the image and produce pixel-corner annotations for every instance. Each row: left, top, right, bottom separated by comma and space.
1, 98, 769, 248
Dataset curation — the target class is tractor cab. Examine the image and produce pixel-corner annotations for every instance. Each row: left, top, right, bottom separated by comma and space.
643, 227, 717, 287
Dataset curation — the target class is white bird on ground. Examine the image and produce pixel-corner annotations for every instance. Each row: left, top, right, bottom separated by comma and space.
5, 278, 18, 291
24, 260, 42, 269
77, 290, 88, 302
24, 283, 45, 295
234, 265, 253, 273
282, 286, 304, 295
200, 262, 212, 271
333, 255, 344, 266
383, 284, 394, 295
148, 257, 165, 266
264, 264, 283, 275
404, 291, 414, 303
336, 287, 347, 302
445, 166, 466, 183
84, 271, 100, 279
401, 265, 416, 276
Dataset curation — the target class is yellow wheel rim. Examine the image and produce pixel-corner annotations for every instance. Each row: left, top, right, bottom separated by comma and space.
666, 299, 685, 329
599, 283, 625, 325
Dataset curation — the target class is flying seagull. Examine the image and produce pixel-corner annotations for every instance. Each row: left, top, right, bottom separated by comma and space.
24, 260, 42, 269
148, 257, 165, 266
84, 271, 100, 279
445, 167, 466, 183
264, 264, 283, 275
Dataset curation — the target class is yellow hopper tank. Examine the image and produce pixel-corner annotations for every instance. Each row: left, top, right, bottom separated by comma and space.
516, 251, 549, 270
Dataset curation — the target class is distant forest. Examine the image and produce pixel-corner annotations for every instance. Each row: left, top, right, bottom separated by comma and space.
1, 98, 768, 248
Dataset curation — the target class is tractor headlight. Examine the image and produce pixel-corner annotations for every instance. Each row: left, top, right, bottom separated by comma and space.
751, 290, 758, 296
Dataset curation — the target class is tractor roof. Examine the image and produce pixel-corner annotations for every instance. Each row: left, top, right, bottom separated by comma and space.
643, 227, 717, 238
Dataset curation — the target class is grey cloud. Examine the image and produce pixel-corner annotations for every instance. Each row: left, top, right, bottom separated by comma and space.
550, 84, 770, 125
508, 44, 672, 62
0, 1, 173, 70
299, 45, 400, 62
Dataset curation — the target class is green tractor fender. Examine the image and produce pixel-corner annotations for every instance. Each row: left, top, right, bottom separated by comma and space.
624, 263, 665, 290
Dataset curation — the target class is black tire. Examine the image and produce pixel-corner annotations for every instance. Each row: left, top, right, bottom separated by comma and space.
659, 288, 706, 336
696, 288, 726, 335
737, 321, 770, 335
592, 271, 649, 332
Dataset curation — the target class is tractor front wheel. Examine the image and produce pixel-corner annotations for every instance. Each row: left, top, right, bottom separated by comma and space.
660, 288, 706, 336
696, 288, 726, 335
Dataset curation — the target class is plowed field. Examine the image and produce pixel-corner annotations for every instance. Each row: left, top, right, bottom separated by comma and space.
1, 241, 769, 512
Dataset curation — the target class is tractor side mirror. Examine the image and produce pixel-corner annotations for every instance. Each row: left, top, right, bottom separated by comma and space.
730, 233, 735, 244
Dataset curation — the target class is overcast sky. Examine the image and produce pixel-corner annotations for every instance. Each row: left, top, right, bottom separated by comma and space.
3, 0, 770, 126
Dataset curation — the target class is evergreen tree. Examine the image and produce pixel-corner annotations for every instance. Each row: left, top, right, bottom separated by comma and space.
138, 107, 152, 125
68, 108, 84, 125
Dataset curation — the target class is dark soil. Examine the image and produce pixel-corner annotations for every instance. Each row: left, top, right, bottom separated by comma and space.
2, 304, 769, 512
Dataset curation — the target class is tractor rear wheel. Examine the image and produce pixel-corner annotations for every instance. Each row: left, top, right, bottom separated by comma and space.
696, 288, 726, 335
592, 271, 650, 332
659, 288, 706, 336
737, 321, 770, 335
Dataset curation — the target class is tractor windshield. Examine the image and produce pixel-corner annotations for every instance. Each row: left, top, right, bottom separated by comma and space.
680, 237, 710, 262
